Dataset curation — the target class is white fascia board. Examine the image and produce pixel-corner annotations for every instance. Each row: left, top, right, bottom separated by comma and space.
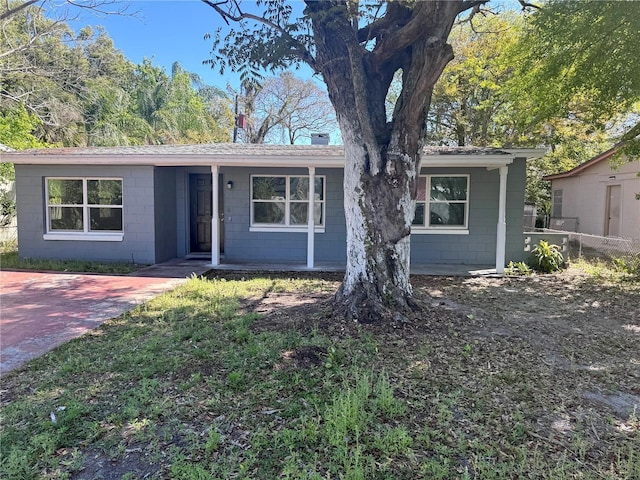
8, 154, 346, 168
420, 155, 515, 169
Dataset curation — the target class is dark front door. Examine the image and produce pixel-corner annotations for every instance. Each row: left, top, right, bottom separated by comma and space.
189, 174, 225, 255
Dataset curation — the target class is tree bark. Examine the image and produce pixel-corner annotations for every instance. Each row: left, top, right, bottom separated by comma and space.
305, 0, 462, 322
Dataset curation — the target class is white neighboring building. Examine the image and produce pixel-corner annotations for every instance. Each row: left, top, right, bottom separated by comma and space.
544, 147, 640, 240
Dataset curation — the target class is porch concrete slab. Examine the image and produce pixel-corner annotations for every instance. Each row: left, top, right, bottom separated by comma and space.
0, 260, 212, 374
210, 262, 495, 277
132, 258, 213, 278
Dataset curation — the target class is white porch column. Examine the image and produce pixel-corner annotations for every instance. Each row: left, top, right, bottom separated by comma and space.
495, 166, 508, 274
307, 167, 315, 269
211, 164, 220, 266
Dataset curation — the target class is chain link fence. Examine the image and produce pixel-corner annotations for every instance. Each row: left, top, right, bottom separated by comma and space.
0, 225, 17, 243
542, 229, 640, 262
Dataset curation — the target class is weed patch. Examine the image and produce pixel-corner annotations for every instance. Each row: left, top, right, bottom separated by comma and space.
1, 269, 638, 479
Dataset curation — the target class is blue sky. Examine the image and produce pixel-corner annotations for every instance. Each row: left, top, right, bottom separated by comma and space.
69, 0, 314, 92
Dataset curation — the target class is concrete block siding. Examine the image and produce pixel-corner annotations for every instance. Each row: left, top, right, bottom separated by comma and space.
15, 165, 158, 264
412, 160, 526, 265
219, 167, 347, 264
15, 158, 528, 267
218, 160, 527, 266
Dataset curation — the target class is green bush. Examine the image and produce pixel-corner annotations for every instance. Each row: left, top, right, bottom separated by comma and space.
505, 261, 533, 276
529, 240, 564, 273
612, 256, 640, 280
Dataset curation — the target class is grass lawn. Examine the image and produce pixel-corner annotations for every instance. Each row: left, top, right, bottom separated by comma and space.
1, 265, 638, 479
0, 242, 141, 274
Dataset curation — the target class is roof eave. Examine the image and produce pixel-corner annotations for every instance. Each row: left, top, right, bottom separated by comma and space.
543, 146, 619, 181
502, 148, 547, 160
6, 153, 346, 168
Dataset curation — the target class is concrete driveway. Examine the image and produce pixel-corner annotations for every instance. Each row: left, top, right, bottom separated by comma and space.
0, 259, 211, 374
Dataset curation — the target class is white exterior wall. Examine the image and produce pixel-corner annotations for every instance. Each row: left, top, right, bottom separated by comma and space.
552, 160, 640, 239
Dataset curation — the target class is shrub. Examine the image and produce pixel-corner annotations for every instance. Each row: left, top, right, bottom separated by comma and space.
505, 261, 533, 276
612, 256, 640, 280
529, 240, 564, 273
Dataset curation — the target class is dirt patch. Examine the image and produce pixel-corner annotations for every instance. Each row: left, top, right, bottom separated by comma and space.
243, 270, 640, 422
275, 345, 328, 371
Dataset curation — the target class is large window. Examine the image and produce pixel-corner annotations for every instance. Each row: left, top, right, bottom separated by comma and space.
412, 175, 469, 231
45, 178, 123, 239
251, 175, 325, 231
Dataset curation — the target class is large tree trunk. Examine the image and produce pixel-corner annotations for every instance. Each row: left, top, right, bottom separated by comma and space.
335, 138, 418, 322
305, 0, 462, 322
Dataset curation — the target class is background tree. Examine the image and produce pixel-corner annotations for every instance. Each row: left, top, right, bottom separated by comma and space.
425, 14, 523, 148
235, 72, 336, 144
511, 0, 640, 156
1, 2, 234, 146
419, 12, 618, 217
204, 0, 491, 321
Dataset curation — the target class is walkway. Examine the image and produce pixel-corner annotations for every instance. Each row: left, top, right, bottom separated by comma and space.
0, 259, 211, 374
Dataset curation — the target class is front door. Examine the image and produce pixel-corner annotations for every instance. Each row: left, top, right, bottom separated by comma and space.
189, 174, 225, 254
604, 185, 621, 237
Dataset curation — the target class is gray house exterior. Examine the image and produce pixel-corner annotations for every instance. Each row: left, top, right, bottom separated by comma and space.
4, 144, 545, 273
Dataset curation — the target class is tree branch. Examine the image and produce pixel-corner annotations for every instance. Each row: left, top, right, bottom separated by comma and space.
459, 0, 491, 14
0, 0, 39, 21
200, 0, 317, 70
517, 0, 541, 11
621, 119, 640, 143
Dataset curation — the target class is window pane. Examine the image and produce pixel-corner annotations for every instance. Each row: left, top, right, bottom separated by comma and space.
416, 177, 427, 201
289, 202, 324, 226
413, 203, 425, 226
314, 201, 323, 225
89, 208, 123, 231
48, 179, 82, 205
253, 177, 285, 200
314, 178, 324, 201
552, 190, 563, 217
430, 203, 466, 226
290, 177, 309, 201
254, 202, 285, 224
430, 177, 467, 201
49, 207, 83, 230
290, 202, 308, 224
88, 180, 122, 205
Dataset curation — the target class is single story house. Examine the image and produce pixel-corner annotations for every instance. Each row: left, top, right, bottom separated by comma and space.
544, 147, 640, 240
3, 144, 546, 273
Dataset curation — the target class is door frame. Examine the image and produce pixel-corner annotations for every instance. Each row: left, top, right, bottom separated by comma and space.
188, 173, 224, 256
604, 184, 621, 237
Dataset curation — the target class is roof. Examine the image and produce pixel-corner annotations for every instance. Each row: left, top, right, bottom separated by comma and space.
1, 143, 546, 169
0, 143, 14, 152
543, 146, 619, 181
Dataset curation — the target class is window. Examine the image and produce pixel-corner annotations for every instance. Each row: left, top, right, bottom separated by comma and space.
412, 175, 469, 233
45, 178, 123, 240
251, 175, 325, 231
552, 189, 563, 218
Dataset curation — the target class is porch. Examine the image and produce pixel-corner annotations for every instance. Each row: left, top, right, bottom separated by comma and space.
134, 257, 497, 278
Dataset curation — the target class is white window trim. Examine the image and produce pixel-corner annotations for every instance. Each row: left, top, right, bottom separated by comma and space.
249, 174, 326, 233
410, 229, 470, 235
44, 177, 124, 241
43, 232, 124, 241
411, 174, 470, 234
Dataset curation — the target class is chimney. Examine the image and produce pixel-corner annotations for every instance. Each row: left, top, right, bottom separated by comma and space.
311, 133, 329, 145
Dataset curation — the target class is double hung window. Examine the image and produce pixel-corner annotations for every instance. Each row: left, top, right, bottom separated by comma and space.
412, 175, 469, 232
45, 178, 123, 240
251, 175, 325, 231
